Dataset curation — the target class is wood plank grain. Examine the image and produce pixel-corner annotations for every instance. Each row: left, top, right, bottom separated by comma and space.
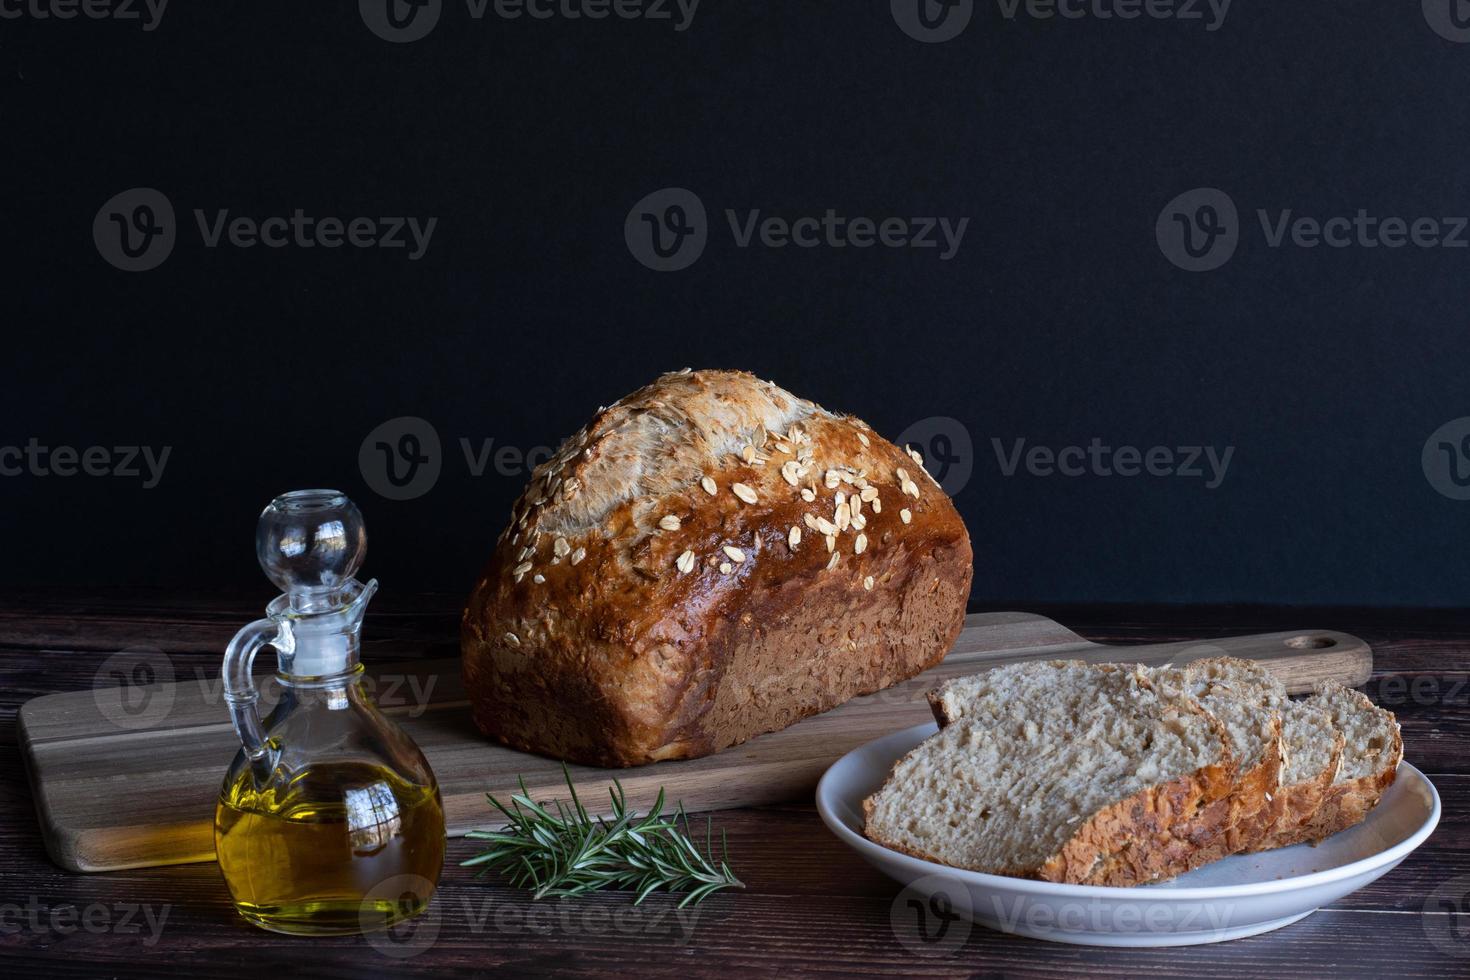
16, 613, 1373, 872
0, 598, 1465, 980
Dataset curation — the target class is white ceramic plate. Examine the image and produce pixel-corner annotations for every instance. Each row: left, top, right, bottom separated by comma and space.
816, 722, 1440, 948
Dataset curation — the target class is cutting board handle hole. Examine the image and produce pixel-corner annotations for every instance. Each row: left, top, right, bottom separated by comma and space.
1284, 635, 1336, 650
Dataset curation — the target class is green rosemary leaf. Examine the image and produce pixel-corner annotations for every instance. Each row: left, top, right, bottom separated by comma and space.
461, 766, 743, 906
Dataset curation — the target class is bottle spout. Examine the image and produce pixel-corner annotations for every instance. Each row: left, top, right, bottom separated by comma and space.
343, 576, 380, 625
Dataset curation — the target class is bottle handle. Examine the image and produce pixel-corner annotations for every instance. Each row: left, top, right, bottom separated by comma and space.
222, 618, 294, 776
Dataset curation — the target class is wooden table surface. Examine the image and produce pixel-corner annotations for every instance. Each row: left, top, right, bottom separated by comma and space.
1, 591, 1466, 978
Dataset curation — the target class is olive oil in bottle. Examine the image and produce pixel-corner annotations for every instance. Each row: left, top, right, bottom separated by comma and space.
215, 761, 445, 935
215, 491, 446, 936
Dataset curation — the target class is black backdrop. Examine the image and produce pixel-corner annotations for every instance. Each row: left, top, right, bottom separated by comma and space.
4, 2, 1469, 607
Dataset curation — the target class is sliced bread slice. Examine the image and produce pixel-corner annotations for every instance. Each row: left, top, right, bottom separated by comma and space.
1150, 658, 1286, 863
1240, 698, 1343, 852
1258, 684, 1401, 849
927, 659, 1103, 728
867, 663, 1234, 885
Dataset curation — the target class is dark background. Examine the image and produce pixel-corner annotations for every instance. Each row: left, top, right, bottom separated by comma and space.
3, 2, 1468, 607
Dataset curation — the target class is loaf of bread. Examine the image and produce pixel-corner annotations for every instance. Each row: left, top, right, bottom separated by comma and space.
461, 369, 973, 767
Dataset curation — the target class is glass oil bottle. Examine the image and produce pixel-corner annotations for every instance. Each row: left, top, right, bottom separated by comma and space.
214, 490, 445, 935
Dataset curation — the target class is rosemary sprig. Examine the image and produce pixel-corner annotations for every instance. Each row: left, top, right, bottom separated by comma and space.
460, 766, 743, 908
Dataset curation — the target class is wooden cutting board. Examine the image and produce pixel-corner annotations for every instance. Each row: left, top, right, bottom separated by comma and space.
18, 612, 1372, 873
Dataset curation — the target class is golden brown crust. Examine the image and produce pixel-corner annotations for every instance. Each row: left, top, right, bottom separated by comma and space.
1267, 716, 1403, 849
1170, 713, 1285, 866
461, 369, 972, 767
1221, 715, 1287, 851
1134, 658, 1290, 867
861, 754, 1237, 886
1051, 757, 1237, 886
1243, 729, 1345, 852
1073, 701, 1239, 885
